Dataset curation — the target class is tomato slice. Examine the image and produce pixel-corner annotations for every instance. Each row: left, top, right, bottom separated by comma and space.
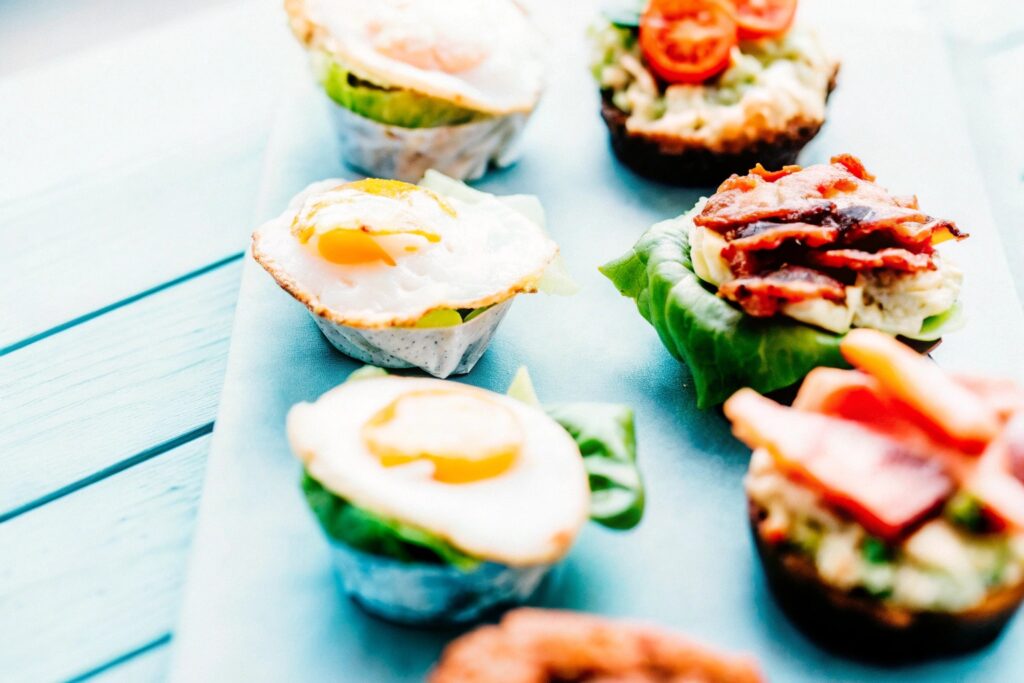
639, 0, 737, 85
732, 0, 797, 39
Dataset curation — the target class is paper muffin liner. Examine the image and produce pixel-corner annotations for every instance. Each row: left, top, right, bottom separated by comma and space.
329, 541, 550, 625
310, 300, 512, 378
326, 100, 529, 182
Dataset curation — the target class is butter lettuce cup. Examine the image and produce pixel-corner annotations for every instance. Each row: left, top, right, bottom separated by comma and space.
601, 155, 967, 408
726, 330, 1024, 660
252, 172, 576, 378
285, 0, 544, 182
590, 0, 839, 185
287, 367, 645, 625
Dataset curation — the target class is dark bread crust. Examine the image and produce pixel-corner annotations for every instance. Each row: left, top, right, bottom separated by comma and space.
600, 66, 839, 186
748, 500, 1024, 662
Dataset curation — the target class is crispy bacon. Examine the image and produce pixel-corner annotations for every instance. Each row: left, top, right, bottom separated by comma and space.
806, 248, 935, 273
696, 156, 965, 250
969, 414, 1024, 530
749, 163, 803, 183
726, 390, 956, 541
724, 249, 765, 278
718, 266, 846, 317
841, 214, 963, 248
831, 153, 875, 181
841, 329, 1002, 455
722, 221, 840, 255
696, 156, 966, 316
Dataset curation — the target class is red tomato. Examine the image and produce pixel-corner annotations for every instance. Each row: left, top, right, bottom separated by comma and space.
731, 0, 797, 39
639, 0, 737, 84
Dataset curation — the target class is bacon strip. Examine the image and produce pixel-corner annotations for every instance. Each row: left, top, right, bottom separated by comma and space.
722, 221, 840, 255
725, 389, 955, 541
806, 248, 935, 273
969, 414, 1024, 529
718, 266, 846, 317
695, 156, 966, 316
841, 214, 963, 248
696, 157, 965, 250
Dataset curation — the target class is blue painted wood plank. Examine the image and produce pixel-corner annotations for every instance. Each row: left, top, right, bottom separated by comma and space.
0, 261, 239, 515
0, 0, 298, 206
0, 141, 256, 350
0, 0, 302, 348
0, 437, 206, 683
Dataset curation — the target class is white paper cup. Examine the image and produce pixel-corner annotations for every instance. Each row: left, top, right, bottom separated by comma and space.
329, 541, 550, 625
310, 300, 512, 378
326, 100, 529, 183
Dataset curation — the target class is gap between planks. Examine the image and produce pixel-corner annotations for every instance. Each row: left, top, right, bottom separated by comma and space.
0, 258, 243, 517
0, 252, 243, 358
68, 635, 171, 683
0, 437, 209, 683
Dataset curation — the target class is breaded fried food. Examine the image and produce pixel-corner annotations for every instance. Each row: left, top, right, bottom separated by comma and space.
430, 608, 764, 683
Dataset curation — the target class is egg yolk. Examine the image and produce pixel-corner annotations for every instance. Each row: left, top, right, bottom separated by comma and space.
362, 389, 523, 484
289, 179, 454, 266
317, 228, 396, 266
341, 178, 456, 217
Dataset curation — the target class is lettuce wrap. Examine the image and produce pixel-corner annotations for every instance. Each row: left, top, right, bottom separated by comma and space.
601, 215, 965, 409
600, 216, 848, 409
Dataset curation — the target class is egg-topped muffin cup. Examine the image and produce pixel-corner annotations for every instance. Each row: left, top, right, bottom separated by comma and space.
252, 172, 574, 378
288, 367, 645, 625
285, 0, 544, 182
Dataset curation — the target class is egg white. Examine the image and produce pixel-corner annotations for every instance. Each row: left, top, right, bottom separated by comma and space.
300, 0, 544, 114
252, 178, 558, 328
288, 376, 591, 566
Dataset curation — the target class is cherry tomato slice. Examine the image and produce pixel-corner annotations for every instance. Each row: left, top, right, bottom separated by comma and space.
732, 0, 797, 39
639, 0, 737, 85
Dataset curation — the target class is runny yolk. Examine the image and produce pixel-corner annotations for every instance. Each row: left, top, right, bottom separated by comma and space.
317, 228, 396, 266
341, 178, 456, 217
362, 389, 524, 484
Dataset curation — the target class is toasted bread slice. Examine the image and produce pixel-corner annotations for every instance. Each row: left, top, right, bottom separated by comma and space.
599, 67, 838, 186
749, 500, 1024, 662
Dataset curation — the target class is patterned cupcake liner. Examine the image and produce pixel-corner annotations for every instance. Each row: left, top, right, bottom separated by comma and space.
329, 541, 550, 626
310, 299, 512, 378
327, 100, 528, 182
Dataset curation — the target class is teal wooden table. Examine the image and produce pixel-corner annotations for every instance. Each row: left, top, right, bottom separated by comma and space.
1, 1, 1022, 681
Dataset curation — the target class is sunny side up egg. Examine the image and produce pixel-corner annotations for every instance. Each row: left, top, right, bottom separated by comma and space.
252, 178, 558, 328
302, 0, 544, 114
288, 376, 591, 566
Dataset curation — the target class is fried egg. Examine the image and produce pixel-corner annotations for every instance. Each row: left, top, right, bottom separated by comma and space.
298, 0, 544, 113
252, 177, 559, 328
288, 376, 591, 565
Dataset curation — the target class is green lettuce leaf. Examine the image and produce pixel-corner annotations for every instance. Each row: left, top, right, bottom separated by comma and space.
315, 52, 487, 128
301, 473, 481, 570
507, 367, 645, 530
413, 305, 493, 328
600, 217, 847, 409
905, 302, 965, 342
546, 402, 644, 530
